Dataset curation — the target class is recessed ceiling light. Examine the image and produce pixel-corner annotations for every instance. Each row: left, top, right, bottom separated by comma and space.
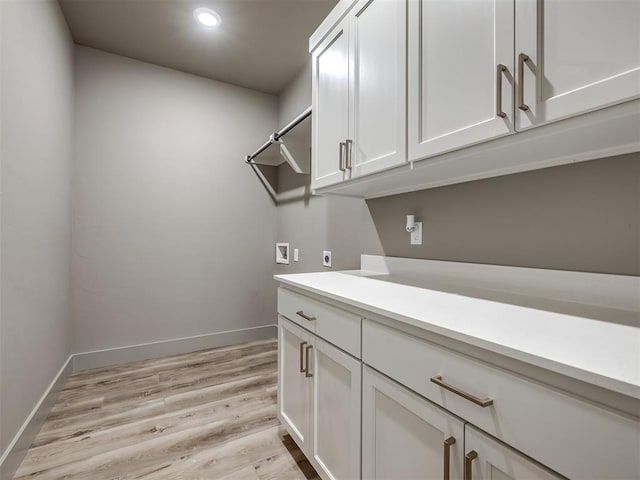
194, 8, 221, 28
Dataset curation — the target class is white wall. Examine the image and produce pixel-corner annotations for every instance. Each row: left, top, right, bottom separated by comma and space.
0, 0, 74, 471
73, 47, 278, 353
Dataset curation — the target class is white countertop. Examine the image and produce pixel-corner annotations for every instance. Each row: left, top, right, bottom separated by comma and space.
275, 256, 640, 399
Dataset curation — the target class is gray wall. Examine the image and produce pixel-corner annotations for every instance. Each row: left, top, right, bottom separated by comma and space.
0, 0, 73, 461
73, 47, 278, 353
274, 61, 383, 274
367, 153, 640, 275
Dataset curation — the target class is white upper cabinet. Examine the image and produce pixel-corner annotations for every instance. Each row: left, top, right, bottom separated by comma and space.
312, 0, 407, 189
312, 18, 350, 189
408, 0, 515, 161
349, 0, 407, 177
310, 0, 640, 196
515, 0, 640, 130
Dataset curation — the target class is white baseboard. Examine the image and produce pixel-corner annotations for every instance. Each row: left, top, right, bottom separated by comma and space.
0, 355, 73, 480
0, 324, 277, 479
72, 324, 277, 372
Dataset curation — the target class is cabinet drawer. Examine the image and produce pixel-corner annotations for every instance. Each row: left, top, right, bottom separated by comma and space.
362, 319, 640, 480
278, 288, 361, 358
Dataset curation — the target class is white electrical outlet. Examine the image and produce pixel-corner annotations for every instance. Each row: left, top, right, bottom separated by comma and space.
293, 248, 299, 262
411, 222, 423, 245
322, 250, 332, 267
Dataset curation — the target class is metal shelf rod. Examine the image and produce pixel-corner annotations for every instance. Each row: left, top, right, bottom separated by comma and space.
245, 105, 311, 163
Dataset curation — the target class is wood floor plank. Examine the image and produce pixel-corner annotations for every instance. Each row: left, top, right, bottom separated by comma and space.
254, 434, 320, 480
102, 357, 276, 406
127, 425, 287, 480
19, 405, 278, 479
60, 343, 277, 397
57, 348, 276, 406
63, 340, 277, 390
35, 372, 278, 448
17, 389, 277, 476
219, 465, 262, 480
48, 356, 277, 421
14, 340, 316, 480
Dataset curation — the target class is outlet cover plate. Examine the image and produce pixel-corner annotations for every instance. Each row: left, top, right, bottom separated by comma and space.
411, 222, 422, 245
322, 250, 332, 267
276, 243, 290, 264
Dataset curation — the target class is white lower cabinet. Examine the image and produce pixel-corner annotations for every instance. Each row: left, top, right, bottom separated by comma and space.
362, 366, 464, 480
464, 425, 561, 480
278, 288, 638, 480
361, 365, 564, 480
278, 315, 361, 480
278, 317, 312, 450
312, 336, 361, 480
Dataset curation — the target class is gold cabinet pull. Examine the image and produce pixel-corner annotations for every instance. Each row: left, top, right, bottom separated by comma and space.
430, 375, 494, 407
339, 142, 346, 171
296, 310, 316, 321
345, 139, 353, 169
299, 341, 307, 373
517, 53, 530, 111
443, 436, 456, 480
304, 345, 313, 377
496, 64, 507, 118
464, 450, 478, 480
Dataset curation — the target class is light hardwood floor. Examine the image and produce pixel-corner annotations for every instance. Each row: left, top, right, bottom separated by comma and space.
14, 339, 319, 480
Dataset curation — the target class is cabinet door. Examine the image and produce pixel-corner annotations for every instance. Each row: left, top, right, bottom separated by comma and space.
277, 317, 311, 451
362, 366, 465, 480
408, 0, 514, 162
515, 0, 640, 130
349, 0, 407, 177
312, 18, 350, 189
464, 425, 562, 480
311, 336, 361, 480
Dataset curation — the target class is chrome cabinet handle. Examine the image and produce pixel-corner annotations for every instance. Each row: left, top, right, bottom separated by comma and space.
496, 64, 507, 118
430, 375, 494, 407
299, 341, 307, 373
304, 345, 313, 377
296, 310, 316, 321
345, 139, 353, 169
464, 451, 478, 480
443, 436, 456, 480
339, 142, 346, 171
517, 53, 530, 111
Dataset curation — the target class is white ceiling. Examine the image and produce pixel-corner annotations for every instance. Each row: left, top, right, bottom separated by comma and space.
59, 0, 337, 95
